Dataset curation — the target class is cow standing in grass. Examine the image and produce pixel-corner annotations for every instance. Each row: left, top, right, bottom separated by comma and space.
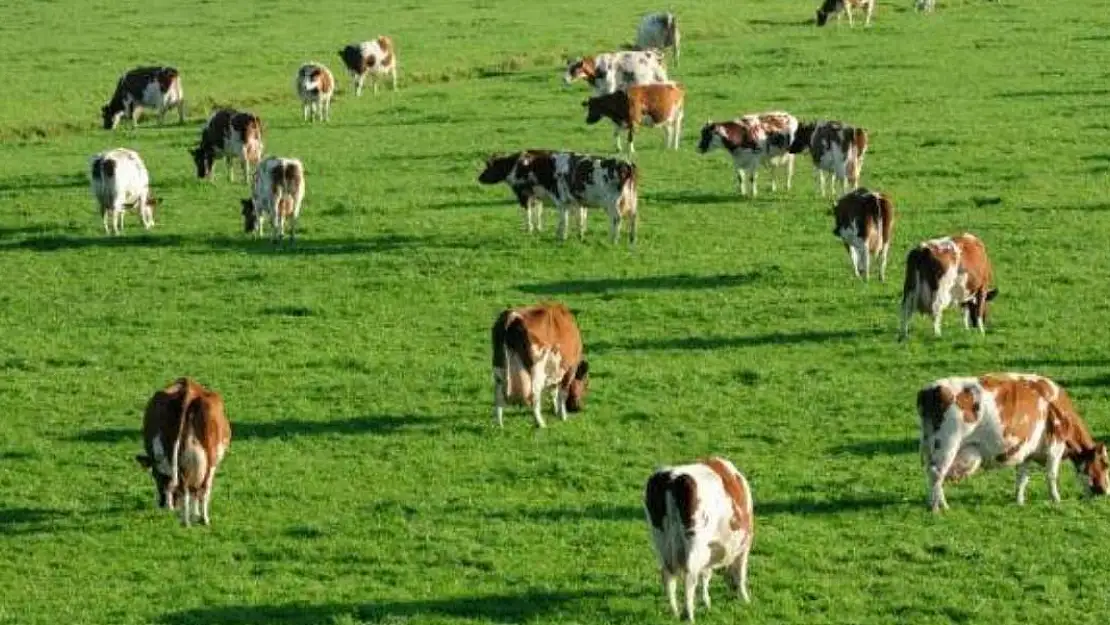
295, 62, 335, 122
583, 83, 685, 153
241, 157, 305, 244
190, 109, 264, 183
697, 112, 799, 197
101, 66, 185, 129
815, 0, 876, 26
789, 120, 869, 196
899, 233, 997, 339
477, 150, 555, 233
338, 37, 398, 95
831, 188, 894, 282
564, 50, 669, 96
88, 148, 157, 235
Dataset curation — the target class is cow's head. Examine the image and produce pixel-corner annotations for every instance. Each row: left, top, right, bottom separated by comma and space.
815, 0, 838, 26
135, 454, 175, 509
478, 153, 519, 184
101, 104, 124, 130
241, 198, 258, 233
1075, 443, 1110, 497
816, 9, 830, 26
563, 57, 596, 86
697, 122, 724, 154
565, 360, 590, 412
961, 288, 999, 329
189, 146, 214, 179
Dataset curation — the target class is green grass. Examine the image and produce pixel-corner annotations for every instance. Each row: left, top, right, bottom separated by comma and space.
3, 0, 1110, 623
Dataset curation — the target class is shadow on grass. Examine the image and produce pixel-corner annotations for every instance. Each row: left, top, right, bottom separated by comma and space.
592, 329, 882, 353
1018, 201, 1110, 213
0, 225, 78, 239
516, 269, 772, 295
0, 507, 69, 531
0, 173, 87, 193
201, 234, 430, 255
159, 590, 610, 625
424, 197, 516, 210
1003, 356, 1110, 368
747, 17, 815, 27
488, 504, 642, 524
1060, 374, 1110, 389
830, 438, 918, 456
997, 88, 1110, 99
756, 495, 906, 517
0, 234, 186, 251
643, 191, 739, 205
71, 414, 442, 444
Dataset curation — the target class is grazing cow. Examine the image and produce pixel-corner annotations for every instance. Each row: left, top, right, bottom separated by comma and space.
240, 157, 305, 244
88, 148, 156, 235
189, 109, 264, 183
831, 188, 894, 282
295, 62, 335, 122
135, 377, 232, 526
635, 12, 681, 66
899, 233, 997, 339
789, 120, 869, 196
696, 112, 799, 197
583, 83, 685, 153
915, 0, 937, 12
918, 373, 1109, 512
337, 37, 398, 96
477, 150, 555, 233
491, 302, 589, 428
644, 456, 754, 622
564, 50, 669, 96
816, 0, 876, 26
101, 66, 185, 130
477, 150, 639, 245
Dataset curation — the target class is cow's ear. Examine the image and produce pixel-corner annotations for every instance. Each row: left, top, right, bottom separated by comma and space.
135, 454, 153, 468
985, 288, 999, 301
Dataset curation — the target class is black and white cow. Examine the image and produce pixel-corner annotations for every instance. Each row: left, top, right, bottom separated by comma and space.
88, 148, 157, 235
789, 120, 869, 196
635, 12, 681, 65
697, 112, 799, 197
478, 150, 556, 233
338, 37, 398, 96
102, 66, 185, 129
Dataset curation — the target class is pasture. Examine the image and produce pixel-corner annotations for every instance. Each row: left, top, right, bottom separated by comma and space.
2, 0, 1110, 623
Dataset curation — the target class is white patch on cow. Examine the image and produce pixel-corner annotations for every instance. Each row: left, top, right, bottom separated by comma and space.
565, 51, 668, 95
89, 148, 155, 235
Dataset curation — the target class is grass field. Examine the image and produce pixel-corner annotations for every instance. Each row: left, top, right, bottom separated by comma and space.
2, 0, 1110, 623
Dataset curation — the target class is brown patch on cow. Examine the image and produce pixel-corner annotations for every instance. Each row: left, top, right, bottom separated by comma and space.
953, 233, 993, 299
984, 378, 1041, 449
852, 128, 869, 157
584, 83, 683, 132
491, 302, 588, 411
761, 113, 792, 134
567, 56, 598, 81
701, 457, 752, 534
953, 388, 978, 423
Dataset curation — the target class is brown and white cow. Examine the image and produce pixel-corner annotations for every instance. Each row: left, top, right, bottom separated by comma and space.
241, 157, 305, 244
477, 150, 555, 233
491, 303, 589, 428
899, 233, 997, 340
635, 12, 681, 66
295, 62, 335, 122
135, 377, 232, 527
831, 188, 893, 282
101, 66, 185, 130
189, 108, 264, 183
644, 456, 754, 622
564, 50, 669, 96
918, 373, 1109, 512
583, 83, 685, 153
815, 0, 875, 26
789, 120, 869, 196
477, 150, 639, 245
697, 112, 799, 197
338, 37, 398, 96
89, 148, 157, 235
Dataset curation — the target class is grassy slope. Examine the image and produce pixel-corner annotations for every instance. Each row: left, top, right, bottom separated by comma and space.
2, 0, 1110, 623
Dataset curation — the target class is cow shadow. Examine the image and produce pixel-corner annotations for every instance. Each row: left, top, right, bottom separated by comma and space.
0, 234, 186, 252
829, 438, 918, 456
747, 17, 815, 27
1019, 201, 1110, 213
158, 590, 611, 625
516, 269, 772, 295
200, 234, 431, 255
643, 191, 739, 205
0, 173, 88, 193
591, 328, 882, 353
424, 198, 514, 210
486, 504, 642, 524
755, 495, 907, 517
1060, 374, 1110, 389
997, 88, 1110, 99
70, 414, 442, 444
1003, 356, 1110, 368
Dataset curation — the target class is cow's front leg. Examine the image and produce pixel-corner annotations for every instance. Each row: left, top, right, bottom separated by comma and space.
699, 570, 712, 610
608, 212, 621, 244
735, 168, 747, 196
1045, 451, 1062, 503
180, 488, 192, 526
1015, 461, 1032, 505
879, 243, 890, 283
816, 169, 827, 197
553, 386, 568, 421
662, 569, 680, 619
931, 305, 944, 337
492, 371, 506, 427
857, 242, 871, 281
846, 243, 861, 278
555, 204, 570, 242
928, 437, 960, 512
530, 367, 547, 428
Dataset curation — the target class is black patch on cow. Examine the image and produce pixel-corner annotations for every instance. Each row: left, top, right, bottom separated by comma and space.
478, 153, 519, 185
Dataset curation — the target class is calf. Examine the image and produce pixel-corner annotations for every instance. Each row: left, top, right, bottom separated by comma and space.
478, 150, 639, 245
644, 456, 754, 622
101, 66, 185, 130
338, 37, 398, 96
295, 62, 335, 122
697, 112, 799, 197
491, 302, 589, 428
240, 157, 305, 244
88, 148, 156, 235
477, 150, 555, 233
635, 12, 681, 66
899, 233, 997, 339
564, 50, 669, 96
135, 377, 232, 526
831, 188, 893, 282
189, 108, 264, 183
583, 83, 685, 153
918, 373, 1109, 511
815, 0, 875, 26
789, 120, 869, 196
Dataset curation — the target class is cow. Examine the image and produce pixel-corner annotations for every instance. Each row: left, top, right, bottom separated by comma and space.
189, 108, 264, 183
240, 157, 305, 244
899, 233, 997, 340
635, 12, 681, 66
88, 148, 156, 235
477, 150, 639, 245
915, 0, 937, 12
337, 37, 398, 96
491, 303, 589, 428
477, 150, 555, 233
135, 377, 232, 527
815, 0, 876, 26
644, 456, 754, 622
789, 120, 869, 196
696, 112, 799, 197
101, 66, 185, 130
583, 83, 685, 153
563, 50, 669, 96
918, 373, 1110, 512
295, 62, 335, 122
831, 188, 894, 282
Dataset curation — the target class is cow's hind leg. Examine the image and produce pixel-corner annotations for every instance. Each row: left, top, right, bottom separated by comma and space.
180, 488, 192, 526
662, 568, 680, 619
698, 570, 712, 610
529, 366, 547, 428
927, 429, 962, 512
727, 535, 752, 602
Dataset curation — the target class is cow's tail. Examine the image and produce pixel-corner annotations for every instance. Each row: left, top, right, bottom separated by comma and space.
618, 162, 638, 215
168, 377, 196, 499
850, 128, 869, 182
645, 471, 698, 569
902, 247, 925, 308
495, 312, 533, 399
